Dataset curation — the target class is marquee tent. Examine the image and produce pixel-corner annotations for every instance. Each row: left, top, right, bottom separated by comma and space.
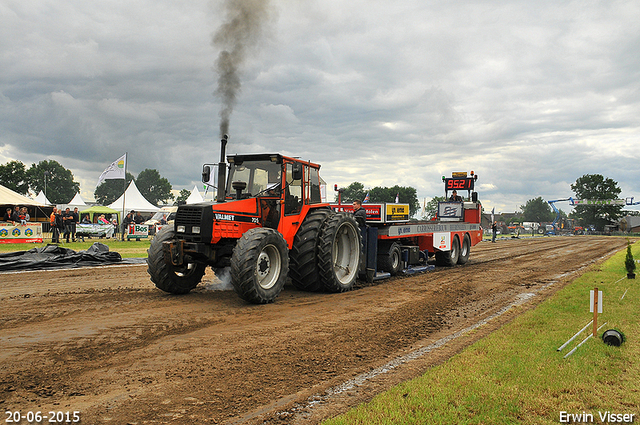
33, 190, 52, 205
66, 192, 87, 207
186, 185, 204, 204
108, 181, 159, 213
79, 205, 121, 224
1, 184, 44, 206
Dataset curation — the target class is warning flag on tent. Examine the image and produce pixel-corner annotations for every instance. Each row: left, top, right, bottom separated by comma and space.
363, 192, 370, 203
96, 154, 126, 187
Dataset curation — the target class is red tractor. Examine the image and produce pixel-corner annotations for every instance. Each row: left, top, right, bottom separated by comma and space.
147, 136, 362, 304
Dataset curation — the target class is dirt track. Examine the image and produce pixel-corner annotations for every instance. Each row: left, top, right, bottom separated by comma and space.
0, 236, 632, 424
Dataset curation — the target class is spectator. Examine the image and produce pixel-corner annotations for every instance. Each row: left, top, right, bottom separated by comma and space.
97, 214, 109, 224
111, 217, 119, 238
71, 207, 79, 242
3, 208, 14, 223
50, 207, 62, 243
19, 207, 30, 224
491, 221, 497, 243
122, 212, 134, 240
81, 214, 91, 224
134, 211, 144, 224
62, 207, 73, 243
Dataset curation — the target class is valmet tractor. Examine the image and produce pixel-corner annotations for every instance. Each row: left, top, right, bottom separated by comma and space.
147, 136, 362, 304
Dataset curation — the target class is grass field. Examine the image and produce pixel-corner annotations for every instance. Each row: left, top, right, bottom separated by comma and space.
324, 241, 640, 425
0, 238, 151, 258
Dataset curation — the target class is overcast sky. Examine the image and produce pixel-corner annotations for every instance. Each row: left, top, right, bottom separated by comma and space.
1, 0, 639, 214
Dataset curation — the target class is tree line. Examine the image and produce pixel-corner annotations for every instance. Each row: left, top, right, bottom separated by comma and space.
517, 174, 630, 230
2, 160, 631, 230
0, 159, 174, 206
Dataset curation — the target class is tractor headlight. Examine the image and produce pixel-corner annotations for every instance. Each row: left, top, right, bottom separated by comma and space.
192, 226, 201, 234
177, 225, 186, 233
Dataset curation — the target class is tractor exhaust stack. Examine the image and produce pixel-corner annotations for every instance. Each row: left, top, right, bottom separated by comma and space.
216, 134, 228, 202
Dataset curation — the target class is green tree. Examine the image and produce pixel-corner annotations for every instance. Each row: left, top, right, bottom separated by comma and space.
571, 174, 623, 230
422, 196, 446, 220
94, 172, 135, 205
336, 182, 366, 203
0, 160, 29, 195
369, 185, 420, 216
175, 189, 191, 205
25, 160, 80, 204
520, 197, 554, 222
136, 168, 174, 206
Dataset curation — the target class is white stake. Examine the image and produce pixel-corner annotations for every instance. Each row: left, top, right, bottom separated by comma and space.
557, 320, 593, 352
564, 322, 607, 359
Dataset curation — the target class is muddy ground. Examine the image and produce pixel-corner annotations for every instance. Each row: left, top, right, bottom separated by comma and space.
0, 236, 632, 424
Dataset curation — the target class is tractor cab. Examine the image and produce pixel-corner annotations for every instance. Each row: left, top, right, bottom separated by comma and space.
201, 153, 325, 246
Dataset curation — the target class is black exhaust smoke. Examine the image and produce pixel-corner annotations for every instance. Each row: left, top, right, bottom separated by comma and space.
212, 0, 272, 138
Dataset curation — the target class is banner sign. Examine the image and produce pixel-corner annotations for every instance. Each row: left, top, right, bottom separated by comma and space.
571, 199, 626, 206
438, 202, 464, 221
330, 203, 409, 223
127, 224, 149, 239
0, 223, 43, 243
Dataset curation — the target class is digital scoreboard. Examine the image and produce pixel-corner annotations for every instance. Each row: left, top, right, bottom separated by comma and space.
444, 177, 475, 191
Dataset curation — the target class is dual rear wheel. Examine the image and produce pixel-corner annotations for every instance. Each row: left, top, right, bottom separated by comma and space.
233, 211, 362, 303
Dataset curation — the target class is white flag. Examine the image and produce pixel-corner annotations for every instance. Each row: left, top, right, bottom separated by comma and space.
96, 154, 126, 187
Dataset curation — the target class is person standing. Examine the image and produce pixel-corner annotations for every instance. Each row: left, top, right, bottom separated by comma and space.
62, 207, 73, 243
352, 200, 367, 228
50, 207, 61, 243
134, 211, 144, 224
122, 211, 134, 241
491, 221, 497, 243
71, 207, 79, 242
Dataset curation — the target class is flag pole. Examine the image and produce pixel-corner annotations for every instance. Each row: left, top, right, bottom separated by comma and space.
121, 152, 127, 241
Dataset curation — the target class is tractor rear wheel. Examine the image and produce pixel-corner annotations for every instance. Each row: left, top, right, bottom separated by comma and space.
147, 226, 206, 294
289, 209, 332, 292
435, 234, 460, 266
457, 233, 471, 264
378, 241, 402, 275
230, 227, 289, 304
317, 213, 362, 292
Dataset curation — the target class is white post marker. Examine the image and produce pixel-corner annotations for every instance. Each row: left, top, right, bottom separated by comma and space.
590, 288, 603, 337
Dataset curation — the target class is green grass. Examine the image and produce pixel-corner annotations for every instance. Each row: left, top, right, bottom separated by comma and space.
325, 241, 640, 425
0, 238, 151, 258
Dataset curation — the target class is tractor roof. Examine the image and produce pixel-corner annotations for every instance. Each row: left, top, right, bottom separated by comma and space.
227, 153, 321, 169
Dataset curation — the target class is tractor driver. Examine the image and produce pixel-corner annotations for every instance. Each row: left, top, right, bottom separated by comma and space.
260, 198, 280, 229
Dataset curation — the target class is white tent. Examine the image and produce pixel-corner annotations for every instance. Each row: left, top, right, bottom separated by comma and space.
108, 180, 159, 213
186, 185, 204, 204
1, 184, 44, 206
33, 190, 52, 206
67, 192, 87, 207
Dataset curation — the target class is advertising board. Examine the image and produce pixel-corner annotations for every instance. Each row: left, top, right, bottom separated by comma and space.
0, 223, 43, 243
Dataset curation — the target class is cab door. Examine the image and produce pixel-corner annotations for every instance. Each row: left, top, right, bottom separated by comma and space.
278, 162, 305, 247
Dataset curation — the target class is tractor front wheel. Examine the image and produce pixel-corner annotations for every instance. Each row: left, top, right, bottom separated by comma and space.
230, 227, 289, 304
147, 226, 206, 294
